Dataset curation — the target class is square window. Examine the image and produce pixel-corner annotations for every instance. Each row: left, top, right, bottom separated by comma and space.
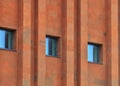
0, 29, 15, 50
88, 43, 101, 63
46, 36, 58, 57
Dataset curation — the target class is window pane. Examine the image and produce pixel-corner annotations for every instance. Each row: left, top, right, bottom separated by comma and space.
48, 38, 52, 55
0, 29, 13, 49
88, 44, 101, 63
46, 37, 49, 55
46, 36, 58, 56
93, 46, 99, 63
0, 30, 6, 48
88, 45, 94, 62
6, 31, 13, 49
52, 39, 57, 56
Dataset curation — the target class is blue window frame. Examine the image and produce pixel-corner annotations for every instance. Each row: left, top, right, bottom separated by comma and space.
88, 43, 101, 63
46, 36, 58, 57
0, 29, 14, 50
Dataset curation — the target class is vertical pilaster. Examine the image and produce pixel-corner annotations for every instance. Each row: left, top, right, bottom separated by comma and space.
77, 0, 88, 86
66, 0, 76, 86
111, 0, 119, 85
22, 0, 33, 86
37, 0, 46, 86
107, 0, 119, 86
62, 0, 76, 86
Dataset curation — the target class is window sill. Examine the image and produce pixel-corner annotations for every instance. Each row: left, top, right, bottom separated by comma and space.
0, 48, 16, 52
46, 55, 61, 58
88, 61, 103, 65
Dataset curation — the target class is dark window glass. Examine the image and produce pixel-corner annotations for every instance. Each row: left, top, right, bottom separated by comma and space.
0, 29, 14, 50
46, 36, 58, 56
88, 44, 101, 63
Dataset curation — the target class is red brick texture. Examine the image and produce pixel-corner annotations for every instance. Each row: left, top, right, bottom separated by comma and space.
0, 0, 119, 86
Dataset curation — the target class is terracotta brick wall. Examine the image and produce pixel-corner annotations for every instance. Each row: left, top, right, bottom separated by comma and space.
0, 0, 119, 86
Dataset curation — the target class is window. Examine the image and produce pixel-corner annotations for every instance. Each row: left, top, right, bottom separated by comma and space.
0, 29, 14, 50
46, 36, 58, 57
88, 43, 101, 63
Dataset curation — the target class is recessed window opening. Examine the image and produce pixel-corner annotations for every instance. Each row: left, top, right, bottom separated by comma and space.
0, 29, 15, 50
88, 43, 102, 63
46, 36, 59, 57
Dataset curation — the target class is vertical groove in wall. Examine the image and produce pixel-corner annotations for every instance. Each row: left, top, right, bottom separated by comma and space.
34, 0, 38, 86
118, 0, 120, 85
77, 0, 80, 85
17, 0, 23, 85
61, 0, 67, 85
106, 0, 111, 85
31, 0, 35, 86
74, 0, 78, 86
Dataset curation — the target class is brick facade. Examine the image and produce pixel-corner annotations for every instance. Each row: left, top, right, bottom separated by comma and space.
0, 0, 119, 86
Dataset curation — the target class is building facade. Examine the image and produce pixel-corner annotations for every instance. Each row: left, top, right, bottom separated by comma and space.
0, 0, 119, 86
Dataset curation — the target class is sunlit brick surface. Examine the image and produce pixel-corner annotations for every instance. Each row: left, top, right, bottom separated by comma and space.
0, 0, 119, 86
